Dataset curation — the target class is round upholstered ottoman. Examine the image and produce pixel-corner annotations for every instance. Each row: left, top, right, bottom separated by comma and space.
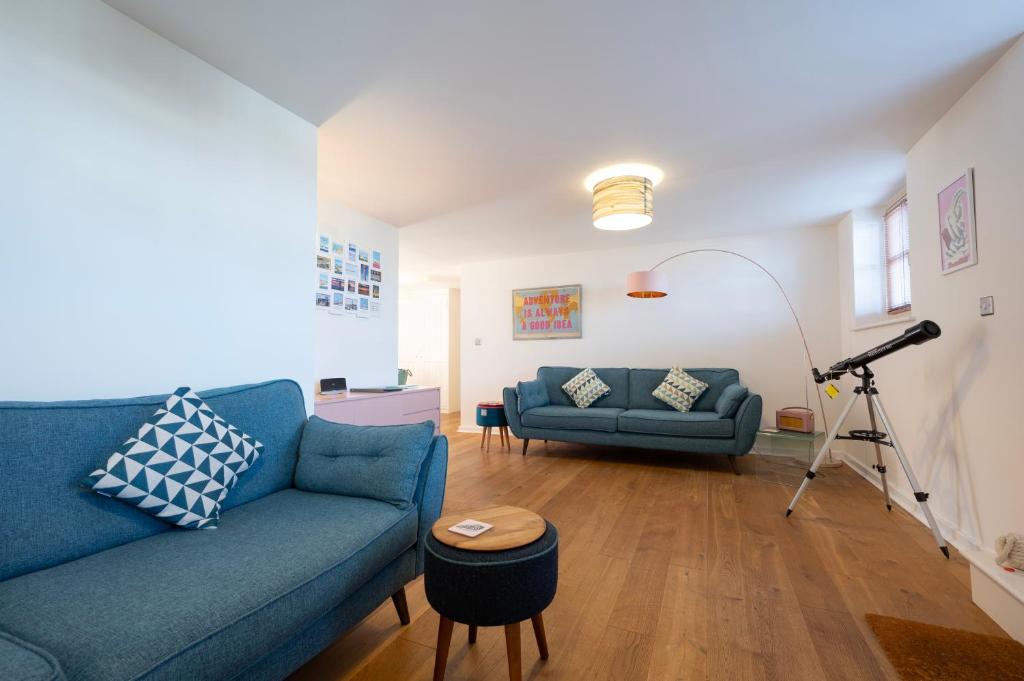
476, 401, 509, 451
425, 508, 558, 681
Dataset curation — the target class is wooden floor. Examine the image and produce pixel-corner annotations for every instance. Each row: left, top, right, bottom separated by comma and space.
290, 412, 1006, 681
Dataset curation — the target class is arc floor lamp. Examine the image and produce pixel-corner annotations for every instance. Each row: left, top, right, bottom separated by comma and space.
626, 248, 838, 466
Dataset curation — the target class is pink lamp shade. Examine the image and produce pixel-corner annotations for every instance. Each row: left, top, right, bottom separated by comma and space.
626, 270, 669, 298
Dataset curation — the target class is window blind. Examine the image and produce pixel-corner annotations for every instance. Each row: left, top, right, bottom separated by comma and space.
883, 197, 911, 314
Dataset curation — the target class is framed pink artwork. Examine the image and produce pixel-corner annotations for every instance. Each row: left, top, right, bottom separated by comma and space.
937, 169, 978, 274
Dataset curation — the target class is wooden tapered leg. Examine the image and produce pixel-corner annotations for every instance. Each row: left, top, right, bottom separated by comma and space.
522, 438, 530, 456
486, 427, 492, 452
727, 454, 741, 476
391, 587, 410, 625
505, 622, 522, 681
480, 428, 486, 449
433, 616, 455, 681
469, 624, 478, 644
531, 613, 549, 660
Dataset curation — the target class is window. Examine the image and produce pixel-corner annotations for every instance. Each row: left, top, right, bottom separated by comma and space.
883, 197, 911, 314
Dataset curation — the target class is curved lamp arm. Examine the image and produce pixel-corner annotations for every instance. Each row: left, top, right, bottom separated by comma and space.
634, 248, 833, 462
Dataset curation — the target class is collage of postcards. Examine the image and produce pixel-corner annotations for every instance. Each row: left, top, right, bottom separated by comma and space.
315, 233, 383, 318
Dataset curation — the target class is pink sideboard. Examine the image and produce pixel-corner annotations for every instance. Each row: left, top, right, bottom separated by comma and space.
313, 386, 441, 435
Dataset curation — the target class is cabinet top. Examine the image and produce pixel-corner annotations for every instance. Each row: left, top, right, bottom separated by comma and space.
315, 386, 439, 403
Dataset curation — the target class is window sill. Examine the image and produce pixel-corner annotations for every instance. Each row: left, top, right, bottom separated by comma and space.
853, 314, 915, 332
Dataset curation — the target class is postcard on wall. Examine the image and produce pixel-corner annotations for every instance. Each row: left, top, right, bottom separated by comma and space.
358, 249, 369, 263
331, 277, 344, 291
360, 264, 370, 281
347, 243, 358, 261
344, 295, 358, 313
316, 255, 331, 270
358, 282, 370, 296
315, 292, 330, 308
370, 269, 381, 283
370, 300, 381, 316
357, 296, 370, 318
938, 169, 978, 274
346, 279, 356, 293
318, 233, 330, 254
332, 239, 345, 257
372, 250, 381, 269
344, 262, 357, 277
330, 292, 345, 314
512, 284, 582, 340
333, 258, 345, 275
372, 284, 380, 299
318, 272, 330, 290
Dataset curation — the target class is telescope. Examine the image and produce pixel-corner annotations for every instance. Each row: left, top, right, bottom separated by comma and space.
812, 320, 941, 383
788, 319, 950, 559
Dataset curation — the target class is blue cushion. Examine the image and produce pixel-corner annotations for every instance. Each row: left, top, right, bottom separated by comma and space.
516, 379, 549, 412
294, 417, 434, 509
521, 405, 623, 432
617, 409, 734, 438
0, 379, 307, 582
0, 490, 417, 681
81, 388, 263, 530
715, 383, 749, 418
537, 367, 629, 409
0, 632, 64, 681
627, 368, 739, 411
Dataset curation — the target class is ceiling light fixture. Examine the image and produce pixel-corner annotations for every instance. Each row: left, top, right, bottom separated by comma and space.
584, 163, 664, 231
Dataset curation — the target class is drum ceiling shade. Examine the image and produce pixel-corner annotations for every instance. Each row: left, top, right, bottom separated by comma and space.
626, 270, 669, 298
592, 175, 653, 230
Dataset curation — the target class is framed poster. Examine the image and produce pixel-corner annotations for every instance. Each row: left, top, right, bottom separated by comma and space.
937, 169, 978, 274
512, 285, 582, 340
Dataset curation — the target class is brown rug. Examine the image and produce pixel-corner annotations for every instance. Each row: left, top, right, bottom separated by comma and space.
866, 613, 1024, 681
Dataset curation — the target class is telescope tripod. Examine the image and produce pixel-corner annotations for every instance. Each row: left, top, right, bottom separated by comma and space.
785, 366, 949, 558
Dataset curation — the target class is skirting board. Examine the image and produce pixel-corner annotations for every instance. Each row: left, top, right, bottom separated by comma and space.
840, 451, 1024, 642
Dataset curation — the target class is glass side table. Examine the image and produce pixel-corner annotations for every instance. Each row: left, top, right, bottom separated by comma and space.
753, 428, 827, 487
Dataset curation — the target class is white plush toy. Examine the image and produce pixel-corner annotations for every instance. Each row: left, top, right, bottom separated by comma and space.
995, 533, 1024, 571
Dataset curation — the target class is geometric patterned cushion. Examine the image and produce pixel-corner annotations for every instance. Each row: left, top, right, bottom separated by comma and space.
652, 367, 709, 413
81, 387, 263, 529
561, 368, 611, 409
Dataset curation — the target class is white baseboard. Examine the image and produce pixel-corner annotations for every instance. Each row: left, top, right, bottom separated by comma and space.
457, 425, 482, 434
839, 451, 1024, 641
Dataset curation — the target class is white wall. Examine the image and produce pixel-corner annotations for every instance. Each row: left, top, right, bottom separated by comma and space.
0, 0, 316, 409
459, 224, 843, 432
314, 199, 399, 391
836, 37, 1024, 557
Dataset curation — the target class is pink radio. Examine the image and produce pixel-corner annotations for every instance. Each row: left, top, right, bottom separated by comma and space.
776, 407, 815, 433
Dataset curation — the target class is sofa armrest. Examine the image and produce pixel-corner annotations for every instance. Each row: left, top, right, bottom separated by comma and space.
733, 392, 763, 455
503, 387, 523, 438
0, 631, 64, 681
412, 434, 448, 574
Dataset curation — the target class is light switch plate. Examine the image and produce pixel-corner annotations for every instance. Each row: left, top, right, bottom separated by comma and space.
474, 337, 482, 346
980, 296, 994, 316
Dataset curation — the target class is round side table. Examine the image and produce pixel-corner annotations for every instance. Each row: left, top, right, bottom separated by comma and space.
476, 401, 509, 451
425, 506, 558, 681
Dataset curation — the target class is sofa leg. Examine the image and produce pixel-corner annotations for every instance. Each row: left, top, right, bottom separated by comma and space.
522, 438, 530, 456
391, 587, 410, 625
727, 455, 741, 476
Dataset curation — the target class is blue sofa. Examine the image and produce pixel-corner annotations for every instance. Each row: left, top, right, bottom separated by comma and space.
0, 379, 448, 681
503, 367, 762, 468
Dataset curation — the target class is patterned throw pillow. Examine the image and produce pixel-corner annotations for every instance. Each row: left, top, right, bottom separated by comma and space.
652, 368, 709, 412
82, 387, 263, 529
562, 368, 611, 408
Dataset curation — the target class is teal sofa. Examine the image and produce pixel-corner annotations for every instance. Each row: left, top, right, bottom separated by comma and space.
502, 367, 761, 468
0, 380, 448, 681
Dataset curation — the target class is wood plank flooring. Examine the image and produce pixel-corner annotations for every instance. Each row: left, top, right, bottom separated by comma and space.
290, 413, 1006, 681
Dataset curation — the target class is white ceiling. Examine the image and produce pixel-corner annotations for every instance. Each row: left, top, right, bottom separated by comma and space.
105, 1, 1024, 277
